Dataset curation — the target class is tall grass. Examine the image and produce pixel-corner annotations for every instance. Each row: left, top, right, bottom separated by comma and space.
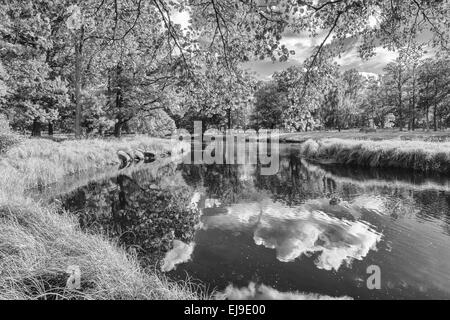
1, 136, 181, 192
0, 135, 202, 300
0, 195, 204, 300
299, 138, 450, 173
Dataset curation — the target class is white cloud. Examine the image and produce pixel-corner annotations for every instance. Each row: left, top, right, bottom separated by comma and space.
335, 46, 398, 73
218, 282, 353, 300
254, 209, 382, 271
161, 240, 195, 272
351, 195, 386, 214
201, 198, 382, 271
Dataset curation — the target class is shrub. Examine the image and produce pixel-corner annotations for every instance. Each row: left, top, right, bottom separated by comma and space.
0, 133, 22, 154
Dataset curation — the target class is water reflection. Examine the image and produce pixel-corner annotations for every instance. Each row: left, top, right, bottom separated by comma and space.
59, 144, 450, 299
161, 240, 195, 272
60, 163, 201, 264
219, 282, 352, 300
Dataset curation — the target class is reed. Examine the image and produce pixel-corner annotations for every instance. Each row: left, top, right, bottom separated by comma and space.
299, 138, 450, 173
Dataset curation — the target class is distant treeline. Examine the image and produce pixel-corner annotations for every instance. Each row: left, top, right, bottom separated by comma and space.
252, 52, 450, 132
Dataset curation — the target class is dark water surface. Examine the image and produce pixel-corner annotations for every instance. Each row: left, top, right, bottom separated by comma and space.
59, 144, 450, 300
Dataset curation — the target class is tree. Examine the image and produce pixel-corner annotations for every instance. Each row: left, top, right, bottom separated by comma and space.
2, 0, 450, 137
252, 81, 287, 130
383, 57, 410, 130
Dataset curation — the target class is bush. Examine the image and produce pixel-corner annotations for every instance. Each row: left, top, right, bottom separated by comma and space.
0, 133, 21, 154
128, 110, 176, 137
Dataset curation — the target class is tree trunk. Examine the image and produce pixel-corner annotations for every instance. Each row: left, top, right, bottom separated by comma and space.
434, 79, 438, 131
398, 66, 403, 131
411, 69, 416, 131
114, 121, 123, 138
74, 33, 83, 139
48, 121, 54, 136
31, 118, 41, 137
425, 81, 430, 131
114, 63, 124, 138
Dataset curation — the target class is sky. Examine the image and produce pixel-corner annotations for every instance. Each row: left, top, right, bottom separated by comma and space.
171, 9, 431, 81
242, 30, 400, 80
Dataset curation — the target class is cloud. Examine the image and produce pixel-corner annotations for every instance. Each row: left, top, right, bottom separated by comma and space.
242, 60, 300, 80
335, 47, 398, 73
201, 202, 266, 231
351, 195, 386, 215
244, 29, 402, 78
254, 209, 382, 271
161, 240, 195, 272
218, 282, 353, 300
202, 198, 382, 271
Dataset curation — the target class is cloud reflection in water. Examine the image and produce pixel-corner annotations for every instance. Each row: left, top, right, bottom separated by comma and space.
161, 240, 195, 272
202, 198, 382, 271
219, 282, 353, 300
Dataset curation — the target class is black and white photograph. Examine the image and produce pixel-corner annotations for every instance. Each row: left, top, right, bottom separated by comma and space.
0, 0, 449, 306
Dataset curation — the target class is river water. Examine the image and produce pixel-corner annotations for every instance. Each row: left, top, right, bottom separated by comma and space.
59, 144, 450, 300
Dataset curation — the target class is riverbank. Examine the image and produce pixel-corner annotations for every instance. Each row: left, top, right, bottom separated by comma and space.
280, 129, 450, 143
299, 138, 450, 174
0, 135, 203, 300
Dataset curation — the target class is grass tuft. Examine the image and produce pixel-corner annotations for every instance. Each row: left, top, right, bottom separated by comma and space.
299, 138, 450, 173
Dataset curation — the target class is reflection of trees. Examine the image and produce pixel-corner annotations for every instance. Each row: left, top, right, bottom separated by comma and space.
254, 153, 328, 206
179, 153, 330, 207
178, 150, 450, 236
180, 163, 259, 205
61, 164, 200, 265
308, 161, 450, 234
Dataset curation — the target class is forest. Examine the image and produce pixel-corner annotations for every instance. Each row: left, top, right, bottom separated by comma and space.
0, 0, 449, 138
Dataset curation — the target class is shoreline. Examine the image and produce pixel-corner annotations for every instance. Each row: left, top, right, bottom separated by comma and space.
0, 135, 203, 300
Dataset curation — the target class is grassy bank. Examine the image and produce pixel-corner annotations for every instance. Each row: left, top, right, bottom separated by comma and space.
0, 135, 203, 300
299, 138, 450, 173
0, 135, 182, 194
280, 129, 450, 143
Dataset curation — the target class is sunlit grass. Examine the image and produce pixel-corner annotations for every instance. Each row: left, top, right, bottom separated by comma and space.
0, 195, 206, 300
2, 135, 178, 191
300, 138, 450, 173
281, 129, 450, 143
0, 135, 202, 300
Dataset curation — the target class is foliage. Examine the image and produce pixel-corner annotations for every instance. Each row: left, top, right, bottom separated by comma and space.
2, 1, 449, 136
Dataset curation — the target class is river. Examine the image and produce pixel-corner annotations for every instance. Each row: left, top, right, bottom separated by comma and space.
56, 144, 450, 299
